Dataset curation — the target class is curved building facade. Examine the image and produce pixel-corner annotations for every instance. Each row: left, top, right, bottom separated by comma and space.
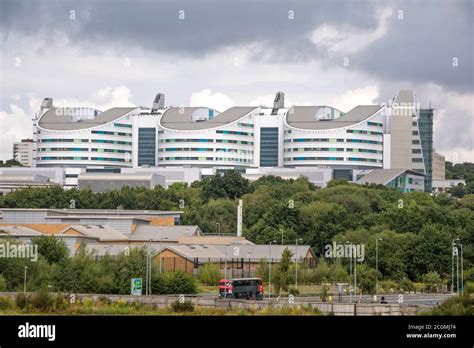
283, 105, 386, 169
30, 90, 430, 190
157, 106, 257, 168
34, 105, 139, 168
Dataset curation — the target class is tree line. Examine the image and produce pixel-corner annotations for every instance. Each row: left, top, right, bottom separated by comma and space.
0, 170, 473, 288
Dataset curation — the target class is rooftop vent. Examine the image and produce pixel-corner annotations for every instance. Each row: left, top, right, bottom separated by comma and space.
151, 93, 165, 112
271, 92, 285, 115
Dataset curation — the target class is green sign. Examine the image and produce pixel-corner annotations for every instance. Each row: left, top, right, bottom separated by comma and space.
131, 278, 142, 296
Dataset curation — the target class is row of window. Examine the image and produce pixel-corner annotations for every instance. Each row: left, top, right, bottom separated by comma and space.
158, 148, 253, 154
91, 139, 132, 145
367, 121, 383, 127
216, 130, 253, 136
347, 129, 383, 136
159, 157, 252, 163
284, 147, 383, 154
40, 139, 132, 145
237, 122, 254, 128
40, 139, 89, 143
38, 147, 130, 154
40, 156, 127, 162
91, 130, 132, 137
114, 123, 133, 128
284, 157, 382, 163
288, 138, 345, 143
285, 138, 383, 145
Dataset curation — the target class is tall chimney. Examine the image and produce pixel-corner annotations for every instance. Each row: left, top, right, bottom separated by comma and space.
237, 199, 243, 237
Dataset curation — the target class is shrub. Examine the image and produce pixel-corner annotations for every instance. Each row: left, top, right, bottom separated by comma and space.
0, 274, 7, 291
162, 271, 197, 294
30, 289, 54, 312
0, 296, 14, 310
426, 295, 474, 315
288, 287, 300, 296
320, 285, 329, 302
53, 294, 68, 311
116, 299, 128, 307
400, 278, 415, 293
379, 280, 399, 293
170, 299, 194, 313
465, 282, 474, 295
98, 295, 111, 305
82, 297, 94, 307
16, 293, 29, 310
421, 272, 442, 293
198, 264, 221, 286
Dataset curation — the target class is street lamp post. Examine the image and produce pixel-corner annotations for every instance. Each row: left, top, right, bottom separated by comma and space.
159, 238, 162, 275
461, 243, 464, 295
224, 244, 227, 299
346, 241, 352, 303
376, 238, 382, 297
216, 223, 221, 235
451, 240, 455, 293
23, 266, 28, 293
295, 238, 303, 288
268, 240, 276, 301
146, 239, 153, 295
354, 244, 358, 302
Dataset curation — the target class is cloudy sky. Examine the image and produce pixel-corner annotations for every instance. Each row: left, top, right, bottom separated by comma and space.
0, 0, 473, 162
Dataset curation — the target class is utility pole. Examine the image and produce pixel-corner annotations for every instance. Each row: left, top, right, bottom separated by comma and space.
23, 266, 28, 293
224, 244, 227, 299
376, 238, 382, 297
295, 238, 303, 288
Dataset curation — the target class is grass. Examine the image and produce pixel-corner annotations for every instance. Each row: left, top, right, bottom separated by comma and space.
0, 293, 322, 316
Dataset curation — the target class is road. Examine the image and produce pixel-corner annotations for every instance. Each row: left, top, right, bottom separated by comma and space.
196, 292, 454, 306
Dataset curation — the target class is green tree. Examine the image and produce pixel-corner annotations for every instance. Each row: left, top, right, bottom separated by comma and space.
35, 236, 69, 264
272, 248, 293, 294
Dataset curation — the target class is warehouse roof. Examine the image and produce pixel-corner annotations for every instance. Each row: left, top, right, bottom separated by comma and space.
157, 244, 314, 261
59, 225, 130, 241
130, 225, 202, 241
214, 244, 315, 260
286, 105, 383, 130
177, 236, 254, 245
0, 225, 44, 236
160, 106, 256, 130
38, 107, 138, 130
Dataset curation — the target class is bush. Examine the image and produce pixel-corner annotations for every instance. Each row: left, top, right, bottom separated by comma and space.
426, 295, 474, 315
400, 278, 415, 293
16, 293, 29, 310
162, 271, 197, 294
320, 285, 329, 302
30, 289, 54, 312
0, 296, 14, 310
198, 265, 221, 286
379, 280, 399, 293
421, 272, 442, 293
288, 287, 300, 296
465, 282, 474, 295
0, 274, 7, 291
170, 299, 194, 313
